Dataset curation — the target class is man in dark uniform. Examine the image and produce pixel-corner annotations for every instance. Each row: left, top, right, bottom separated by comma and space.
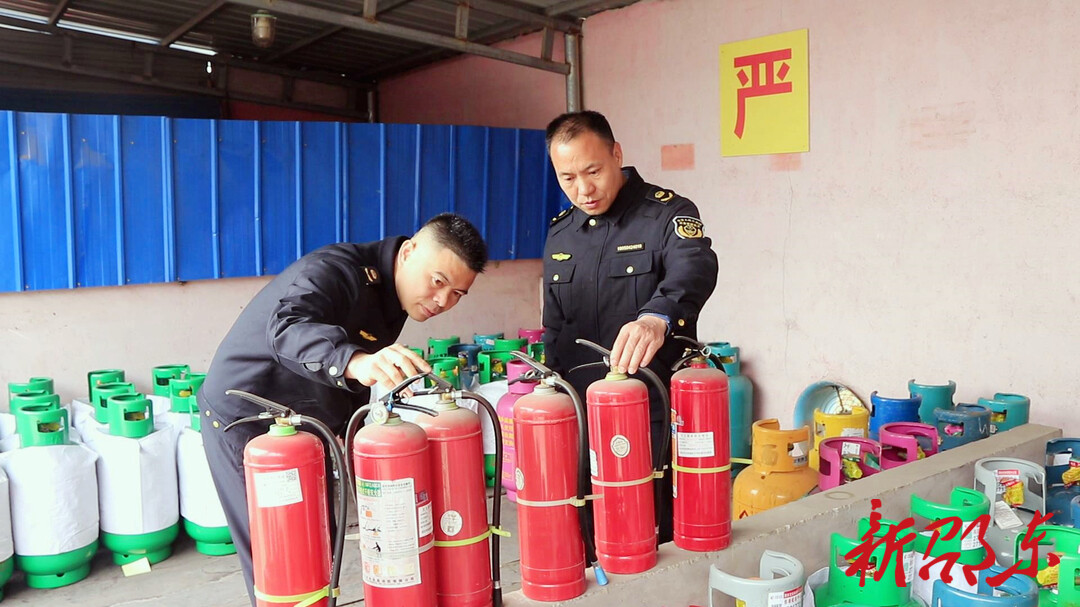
199, 213, 487, 605
541, 111, 719, 542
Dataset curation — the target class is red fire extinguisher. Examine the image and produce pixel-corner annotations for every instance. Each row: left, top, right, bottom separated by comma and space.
408, 374, 506, 607
343, 385, 441, 607
509, 352, 608, 602
223, 390, 348, 607
669, 336, 731, 552
572, 339, 671, 576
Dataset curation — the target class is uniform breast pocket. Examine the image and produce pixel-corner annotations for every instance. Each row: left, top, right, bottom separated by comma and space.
608, 252, 656, 313
547, 263, 576, 317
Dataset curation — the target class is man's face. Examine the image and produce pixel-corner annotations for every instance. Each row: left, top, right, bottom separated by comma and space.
549, 131, 625, 216
395, 234, 476, 322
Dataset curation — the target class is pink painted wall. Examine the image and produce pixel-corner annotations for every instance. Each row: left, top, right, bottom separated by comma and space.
0, 260, 541, 408
578, 0, 1080, 435
379, 32, 567, 129
374, 0, 1080, 437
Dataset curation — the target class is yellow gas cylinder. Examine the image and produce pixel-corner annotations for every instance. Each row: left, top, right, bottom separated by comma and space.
809, 405, 870, 470
733, 419, 818, 520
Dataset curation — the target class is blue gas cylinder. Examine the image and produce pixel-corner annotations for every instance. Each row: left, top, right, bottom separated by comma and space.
708, 342, 752, 468
1046, 438, 1080, 525
935, 404, 991, 450
868, 392, 921, 440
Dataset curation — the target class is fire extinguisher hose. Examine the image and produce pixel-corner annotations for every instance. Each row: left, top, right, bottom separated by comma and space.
550, 375, 608, 587
459, 390, 506, 607
294, 414, 349, 607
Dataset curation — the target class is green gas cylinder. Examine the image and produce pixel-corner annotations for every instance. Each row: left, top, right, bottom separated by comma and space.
168, 373, 207, 414
91, 381, 135, 424
98, 391, 180, 565
1013, 525, 1080, 606
910, 487, 991, 605
428, 336, 461, 358
478, 350, 517, 384
151, 364, 190, 397
0, 467, 11, 600
426, 356, 462, 389
7, 406, 99, 589
10, 393, 61, 438
813, 522, 920, 607
177, 399, 235, 556
87, 369, 125, 399
7, 377, 53, 398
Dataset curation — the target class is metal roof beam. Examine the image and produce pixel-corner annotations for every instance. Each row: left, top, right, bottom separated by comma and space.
226, 0, 569, 75
0, 14, 375, 90
160, 0, 228, 47
545, 0, 637, 17
264, 0, 417, 62
0, 53, 371, 119
47, 0, 73, 26
435, 0, 579, 34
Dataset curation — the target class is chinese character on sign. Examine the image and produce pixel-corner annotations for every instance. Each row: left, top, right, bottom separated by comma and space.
719, 29, 809, 157
844, 502, 1056, 589
733, 49, 793, 139
844, 499, 914, 587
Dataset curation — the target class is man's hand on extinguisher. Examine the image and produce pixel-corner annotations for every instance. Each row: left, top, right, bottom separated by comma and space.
610, 315, 667, 375
345, 344, 431, 393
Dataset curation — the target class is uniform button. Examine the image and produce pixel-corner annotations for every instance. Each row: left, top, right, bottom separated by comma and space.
553, 274, 560, 281
337, 380, 344, 387
626, 266, 634, 274
329, 366, 338, 376
678, 319, 686, 327
205, 410, 211, 417
588, 218, 597, 227
212, 420, 220, 428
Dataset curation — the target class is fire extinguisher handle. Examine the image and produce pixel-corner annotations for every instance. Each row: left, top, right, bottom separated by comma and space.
225, 389, 295, 416
387, 401, 440, 417
507, 350, 555, 376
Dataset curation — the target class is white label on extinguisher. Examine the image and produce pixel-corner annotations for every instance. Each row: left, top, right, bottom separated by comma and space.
418, 503, 433, 537
252, 468, 303, 508
356, 477, 422, 588
676, 431, 715, 458
610, 435, 631, 458
589, 449, 598, 476
767, 586, 802, 607
440, 510, 463, 537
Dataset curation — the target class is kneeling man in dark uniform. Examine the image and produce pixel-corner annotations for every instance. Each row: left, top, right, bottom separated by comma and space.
199, 212, 487, 605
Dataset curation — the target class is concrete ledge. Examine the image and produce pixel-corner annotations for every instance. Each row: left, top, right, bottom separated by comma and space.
505, 423, 1062, 607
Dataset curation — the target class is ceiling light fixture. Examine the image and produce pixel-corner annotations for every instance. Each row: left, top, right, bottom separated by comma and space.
251, 10, 276, 49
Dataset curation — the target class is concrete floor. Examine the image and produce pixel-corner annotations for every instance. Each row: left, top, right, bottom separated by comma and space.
2, 490, 521, 607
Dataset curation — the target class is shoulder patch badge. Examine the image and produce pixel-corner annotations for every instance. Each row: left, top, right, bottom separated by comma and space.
551, 252, 572, 262
550, 207, 572, 225
649, 187, 675, 204
362, 267, 380, 285
672, 216, 705, 239
359, 330, 378, 342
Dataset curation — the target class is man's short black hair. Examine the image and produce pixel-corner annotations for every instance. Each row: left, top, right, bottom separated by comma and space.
545, 110, 616, 149
420, 213, 488, 273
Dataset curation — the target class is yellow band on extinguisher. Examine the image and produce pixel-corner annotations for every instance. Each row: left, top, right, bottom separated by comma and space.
515, 494, 602, 508
254, 584, 339, 607
434, 524, 512, 547
590, 473, 654, 488
672, 462, 732, 474
730, 457, 753, 465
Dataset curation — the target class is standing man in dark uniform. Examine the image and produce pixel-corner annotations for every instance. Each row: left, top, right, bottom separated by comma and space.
199, 213, 487, 606
541, 111, 719, 542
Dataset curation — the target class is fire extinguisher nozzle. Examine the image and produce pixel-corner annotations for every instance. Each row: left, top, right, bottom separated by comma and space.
593, 563, 609, 586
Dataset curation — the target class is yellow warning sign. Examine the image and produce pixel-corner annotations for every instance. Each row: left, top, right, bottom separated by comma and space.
720, 29, 809, 156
